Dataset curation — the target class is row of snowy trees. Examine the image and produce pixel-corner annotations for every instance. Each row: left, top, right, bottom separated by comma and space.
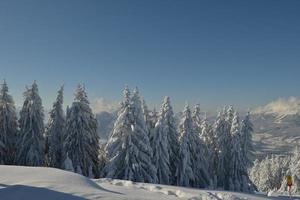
0, 81, 255, 192
103, 87, 255, 192
0, 81, 99, 177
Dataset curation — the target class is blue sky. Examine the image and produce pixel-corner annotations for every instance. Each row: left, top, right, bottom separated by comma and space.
0, 0, 300, 112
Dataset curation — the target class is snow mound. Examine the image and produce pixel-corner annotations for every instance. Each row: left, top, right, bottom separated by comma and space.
0, 165, 281, 200
0, 165, 110, 200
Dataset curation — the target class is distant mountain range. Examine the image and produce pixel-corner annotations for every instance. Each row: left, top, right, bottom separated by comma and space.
251, 97, 300, 156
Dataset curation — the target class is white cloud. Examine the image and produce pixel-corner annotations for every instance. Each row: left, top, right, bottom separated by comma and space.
92, 97, 120, 113
253, 96, 300, 116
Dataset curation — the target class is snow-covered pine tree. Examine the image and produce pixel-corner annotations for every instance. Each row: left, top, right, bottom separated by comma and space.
229, 111, 255, 193
240, 111, 254, 168
130, 87, 157, 183
105, 87, 157, 183
214, 110, 231, 190
176, 105, 194, 187
200, 113, 216, 187
229, 112, 243, 191
46, 86, 65, 168
152, 100, 171, 184
105, 87, 134, 179
225, 105, 235, 126
158, 96, 179, 185
0, 80, 18, 164
191, 104, 210, 188
63, 84, 99, 177
200, 113, 213, 156
192, 104, 202, 136
17, 81, 45, 166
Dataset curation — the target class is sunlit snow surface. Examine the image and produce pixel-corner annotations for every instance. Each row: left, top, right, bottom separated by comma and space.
0, 165, 298, 200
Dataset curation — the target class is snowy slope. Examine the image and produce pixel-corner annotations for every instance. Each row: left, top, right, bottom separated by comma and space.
0, 165, 293, 200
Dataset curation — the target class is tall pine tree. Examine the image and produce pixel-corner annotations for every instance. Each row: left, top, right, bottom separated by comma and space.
131, 88, 157, 182
105, 87, 157, 183
159, 97, 179, 185
152, 100, 171, 184
240, 111, 254, 168
176, 105, 194, 187
17, 81, 45, 166
0, 80, 18, 164
191, 104, 209, 188
46, 86, 65, 168
63, 85, 99, 177
214, 110, 231, 189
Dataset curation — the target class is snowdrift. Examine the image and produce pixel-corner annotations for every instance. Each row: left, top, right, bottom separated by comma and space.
0, 165, 284, 199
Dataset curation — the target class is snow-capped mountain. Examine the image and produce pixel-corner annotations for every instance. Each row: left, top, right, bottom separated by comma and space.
253, 97, 300, 122
251, 97, 300, 156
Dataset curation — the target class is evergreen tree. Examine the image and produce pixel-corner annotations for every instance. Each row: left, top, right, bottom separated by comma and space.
159, 97, 179, 185
192, 104, 202, 136
240, 111, 254, 168
105, 87, 157, 183
200, 113, 216, 187
191, 106, 210, 188
17, 81, 45, 166
130, 88, 157, 182
46, 86, 65, 168
229, 112, 255, 193
176, 105, 194, 187
214, 110, 231, 189
0, 80, 18, 164
63, 85, 99, 177
225, 105, 235, 126
105, 87, 134, 180
200, 113, 213, 156
229, 112, 243, 191
152, 100, 171, 184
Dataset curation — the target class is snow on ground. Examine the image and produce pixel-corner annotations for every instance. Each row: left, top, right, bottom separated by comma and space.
0, 165, 297, 200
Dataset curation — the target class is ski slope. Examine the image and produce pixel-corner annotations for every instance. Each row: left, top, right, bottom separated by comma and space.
0, 165, 296, 200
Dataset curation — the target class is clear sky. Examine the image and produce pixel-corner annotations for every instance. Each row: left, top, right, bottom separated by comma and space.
0, 0, 300, 112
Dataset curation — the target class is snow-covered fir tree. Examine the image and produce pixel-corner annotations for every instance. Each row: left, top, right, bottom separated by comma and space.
200, 113, 215, 187
225, 105, 235, 126
129, 87, 157, 182
158, 97, 179, 185
200, 113, 213, 156
105, 87, 157, 183
46, 86, 65, 168
105, 87, 134, 179
152, 100, 171, 184
176, 105, 194, 187
214, 110, 232, 189
192, 104, 202, 136
240, 111, 254, 168
63, 85, 99, 177
17, 81, 45, 166
0, 80, 18, 164
191, 104, 211, 187
228, 112, 243, 191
